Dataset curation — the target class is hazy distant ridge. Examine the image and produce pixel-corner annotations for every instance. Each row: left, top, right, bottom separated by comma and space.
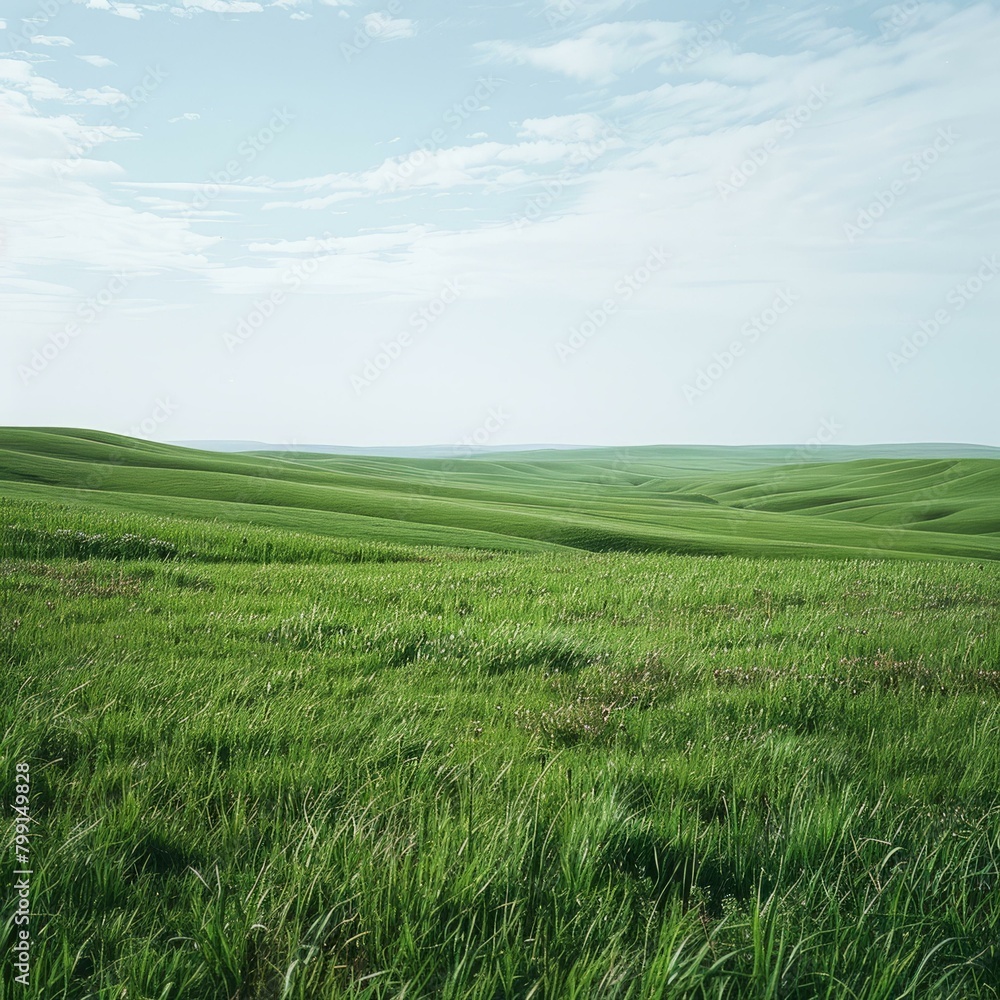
171, 441, 1000, 461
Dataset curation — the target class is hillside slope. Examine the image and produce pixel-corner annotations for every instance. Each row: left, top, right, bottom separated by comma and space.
1, 427, 997, 560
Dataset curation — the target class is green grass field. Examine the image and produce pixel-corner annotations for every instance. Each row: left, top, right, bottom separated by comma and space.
1, 428, 999, 561
2, 429, 999, 998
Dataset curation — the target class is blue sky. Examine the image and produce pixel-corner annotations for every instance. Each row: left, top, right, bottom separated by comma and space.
2, 0, 999, 448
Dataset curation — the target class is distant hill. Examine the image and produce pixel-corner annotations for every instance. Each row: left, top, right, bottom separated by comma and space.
170, 441, 586, 459
173, 440, 1000, 463
2, 427, 999, 560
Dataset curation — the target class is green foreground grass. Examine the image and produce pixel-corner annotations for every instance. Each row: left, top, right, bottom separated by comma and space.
1, 497, 999, 998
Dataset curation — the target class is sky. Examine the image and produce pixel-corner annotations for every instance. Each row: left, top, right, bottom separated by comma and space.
1, 0, 999, 449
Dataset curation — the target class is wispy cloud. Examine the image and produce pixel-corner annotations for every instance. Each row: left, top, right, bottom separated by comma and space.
1, 59, 138, 106
0, 59, 217, 282
482, 20, 687, 83
177, 0, 265, 12
72, 0, 349, 18
83, 0, 147, 19
361, 12, 416, 40
265, 130, 619, 209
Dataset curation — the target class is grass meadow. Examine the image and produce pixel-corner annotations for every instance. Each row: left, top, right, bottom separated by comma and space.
2, 485, 999, 999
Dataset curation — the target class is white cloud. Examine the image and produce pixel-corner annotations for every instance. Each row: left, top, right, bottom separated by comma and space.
119, 180, 273, 192
483, 20, 687, 83
168, 112, 201, 122
77, 0, 173, 13
518, 113, 612, 143
77, 55, 117, 67
265, 133, 619, 209
31, 35, 75, 46
361, 12, 416, 40
263, 191, 356, 211
179, 0, 264, 11
0, 60, 33, 85
543, 0, 633, 14
2, 61, 138, 106
0, 63, 219, 285
72, 87, 132, 105
88, 1, 146, 18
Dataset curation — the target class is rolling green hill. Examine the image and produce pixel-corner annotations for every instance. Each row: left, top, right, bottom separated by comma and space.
1, 427, 998, 560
